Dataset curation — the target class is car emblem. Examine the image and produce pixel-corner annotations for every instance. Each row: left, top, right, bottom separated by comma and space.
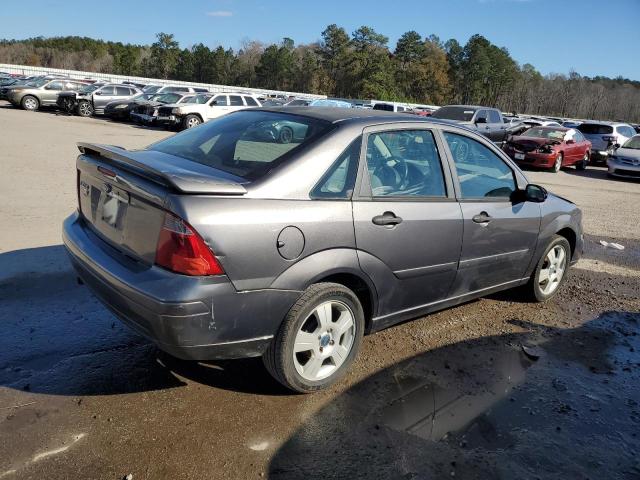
80, 181, 90, 197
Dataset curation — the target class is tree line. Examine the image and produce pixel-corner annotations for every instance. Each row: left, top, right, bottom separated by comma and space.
1, 27, 639, 122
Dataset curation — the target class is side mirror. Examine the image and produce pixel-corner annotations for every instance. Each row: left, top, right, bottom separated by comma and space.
525, 184, 547, 203
613, 143, 621, 150
475, 117, 487, 124
94, 91, 102, 95
566, 139, 575, 144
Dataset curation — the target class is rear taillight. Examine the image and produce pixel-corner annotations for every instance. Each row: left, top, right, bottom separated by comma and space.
155, 212, 224, 276
76, 169, 82, 214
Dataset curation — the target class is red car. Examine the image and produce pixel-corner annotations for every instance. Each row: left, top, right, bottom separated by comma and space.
503, 126, 591, 172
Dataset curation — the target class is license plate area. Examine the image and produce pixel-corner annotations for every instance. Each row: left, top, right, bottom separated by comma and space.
515, 153, 525, 160
101, 188, 129, 229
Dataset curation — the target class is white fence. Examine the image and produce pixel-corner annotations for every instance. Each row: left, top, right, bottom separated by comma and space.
0, 63, 326, 100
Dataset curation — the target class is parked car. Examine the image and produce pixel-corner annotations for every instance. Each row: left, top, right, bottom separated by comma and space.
412, 107, 435, 117
155, 92, 261, 130
142, 84, 207, 95
103, 93, 160, 120
632, 124, 640, 134
58, 83, 141, 117
576, 122, 636, 163
607, 134, 640, 179
130, 92, 195, 125
283, 99, 311, 107
430, 105, 512, 145
562, 120, 583, 129
520, 118, 564, 128
372, 102, 411, 113
6, 77, 89, 111
309, 99, 352, 108
503, 126, 591, 172
63, 107, 582, 393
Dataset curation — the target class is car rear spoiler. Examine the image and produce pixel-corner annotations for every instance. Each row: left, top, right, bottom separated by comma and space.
77, 142, 247, 195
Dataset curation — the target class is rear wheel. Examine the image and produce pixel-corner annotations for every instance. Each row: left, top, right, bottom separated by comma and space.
552, 153, 563, 173
77, 101, 94, 117
575, 152, 589, 170
263, 283, 365, 393
181, 114, 201, 130
278, 126, 294, 144
21, 95, 39, 111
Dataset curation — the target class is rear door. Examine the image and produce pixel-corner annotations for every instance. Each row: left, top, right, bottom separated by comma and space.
352, 125, 463, 318
228, 95, 247, 113
440, 130, 540, 295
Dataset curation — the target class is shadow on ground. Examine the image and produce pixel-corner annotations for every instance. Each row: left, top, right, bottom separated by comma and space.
0, 245, 284, 397
269, 311, 640, 479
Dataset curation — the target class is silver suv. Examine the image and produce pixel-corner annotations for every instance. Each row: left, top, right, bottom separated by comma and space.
577, 122, 636, 162
63, 108, 583, 393
6, 77, 88, 111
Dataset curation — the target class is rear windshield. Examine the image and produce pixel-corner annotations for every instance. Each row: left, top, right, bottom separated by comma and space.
431, 106, 476, 121
523, 127, 566, 140
373, 103, 394, 111
149, 110, 332, 181
577, 123, 613, 135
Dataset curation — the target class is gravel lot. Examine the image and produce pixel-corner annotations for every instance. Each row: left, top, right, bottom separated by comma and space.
0, 106, 638, 479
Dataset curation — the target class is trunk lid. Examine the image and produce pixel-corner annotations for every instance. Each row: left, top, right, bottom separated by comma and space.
76, 143, 246, 264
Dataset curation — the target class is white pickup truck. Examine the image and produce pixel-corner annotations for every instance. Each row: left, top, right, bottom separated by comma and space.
155, 92, 262, 130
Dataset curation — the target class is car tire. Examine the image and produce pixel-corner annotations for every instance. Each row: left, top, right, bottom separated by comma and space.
525, 235, 571, 302
263, 282, 365, 393
552, 153, 563, 173
181, 114, 201, 130
77, 101, 94, 117
575, 152, 589, 170
278, 126, 294, 144
21, 95, 39, 111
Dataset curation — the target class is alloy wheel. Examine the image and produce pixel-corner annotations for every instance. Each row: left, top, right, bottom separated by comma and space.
187, 117, 200, 128
538, 245, 567, 295
79, 102, 92, 116
23, 97, 37, 110
292, 300, 356, 382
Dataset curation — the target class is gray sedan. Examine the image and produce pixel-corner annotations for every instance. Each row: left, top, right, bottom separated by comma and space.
608, 135, 640, 179
62, 108, 583, 392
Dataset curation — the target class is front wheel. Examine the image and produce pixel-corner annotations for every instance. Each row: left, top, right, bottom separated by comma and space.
278, 126, 294, 144
552, 153, 563, 173
263, 283, 365, 393
77, 101, 94, 117
21, 95, 39, 111
181, 114, 201, 130
575, 152, 589, 171
525, 235, 571, 302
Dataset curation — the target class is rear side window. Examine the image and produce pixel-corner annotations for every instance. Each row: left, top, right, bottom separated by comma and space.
229, 95, 244, 106
149, 111, 332, 181
432, 106, 477, 121
578, 124, 613, 135
443, 132, 516, 199
244, 96, 259, 106
115, 86, 131, 96
311, 138, 361, 199
617, 126, 634, 137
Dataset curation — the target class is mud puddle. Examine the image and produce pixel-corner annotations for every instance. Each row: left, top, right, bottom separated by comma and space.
270, 311, 640, 479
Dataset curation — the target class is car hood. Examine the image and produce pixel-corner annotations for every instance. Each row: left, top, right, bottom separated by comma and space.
508, 136, 560, 152
615, 147, 640, 161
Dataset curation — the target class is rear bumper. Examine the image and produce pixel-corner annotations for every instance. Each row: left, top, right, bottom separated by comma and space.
62, 212, 300, 360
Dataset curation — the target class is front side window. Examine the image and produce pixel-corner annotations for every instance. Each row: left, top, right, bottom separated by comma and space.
311, 138, 361, 199
99, 86, 115, 96
365, 129, 446, 198
475, 110, 489, 122
47, 81, 64, 90
488, 110, 501, 123
211, 95, 228, 106
443, 132, 516, 199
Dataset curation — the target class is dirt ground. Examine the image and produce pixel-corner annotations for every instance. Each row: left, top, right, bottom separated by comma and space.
0, 106, 638, 479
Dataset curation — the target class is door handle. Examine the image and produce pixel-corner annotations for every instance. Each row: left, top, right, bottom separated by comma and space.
372, 211, 403, 226
472, 211, 492, 224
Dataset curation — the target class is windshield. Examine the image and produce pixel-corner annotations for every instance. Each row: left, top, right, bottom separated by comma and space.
153, 93, 181, 104
143, 85, 161, 94
522, 127, 567, 140
149, 110, 332, 181
79, 84, 100, 94
431, 106, 477, 121
578, 123, 613, 135
25, 78, 49, 88
622, 135, 640, 149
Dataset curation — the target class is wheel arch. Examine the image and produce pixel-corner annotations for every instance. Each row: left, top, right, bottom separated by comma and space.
556, 226, 577, 259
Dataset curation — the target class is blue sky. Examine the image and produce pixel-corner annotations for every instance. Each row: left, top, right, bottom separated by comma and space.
3, 0, 640, 79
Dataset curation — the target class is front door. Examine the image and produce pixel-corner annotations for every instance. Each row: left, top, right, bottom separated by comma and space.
441, 130, 541, 295
353, 126, 463, 320
93, 86, 117, 110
